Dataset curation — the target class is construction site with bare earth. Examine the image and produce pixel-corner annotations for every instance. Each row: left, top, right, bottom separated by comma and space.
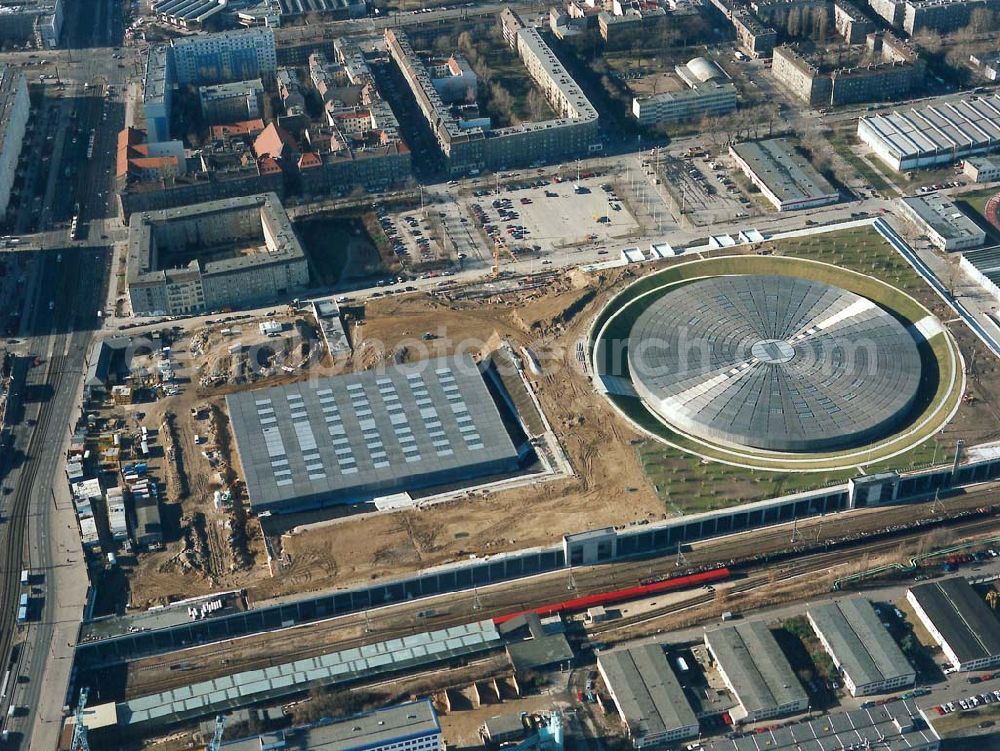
76, 220, 1000, 616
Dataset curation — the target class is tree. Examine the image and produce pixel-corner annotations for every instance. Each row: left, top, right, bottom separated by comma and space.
967, 6, 996, 34
457, 30, 475, 54
487, 82, 517, 124
432, 34, 452, 55
526, 88, 549, 121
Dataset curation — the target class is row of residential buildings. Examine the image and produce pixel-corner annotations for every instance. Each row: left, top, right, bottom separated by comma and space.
126, 192, 309, 316
771, 32, 924, 107
129, 26, 410, 217
386, 9, 601, 177
0, 64, 30, 222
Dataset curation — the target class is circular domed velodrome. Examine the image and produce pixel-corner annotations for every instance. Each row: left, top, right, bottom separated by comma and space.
625, 274, 923, 452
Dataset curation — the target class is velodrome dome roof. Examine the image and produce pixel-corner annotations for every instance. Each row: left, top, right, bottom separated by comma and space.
626, 275, 922, 452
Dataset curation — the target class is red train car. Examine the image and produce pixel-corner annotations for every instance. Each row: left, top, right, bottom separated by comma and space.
492, 567, 730, 625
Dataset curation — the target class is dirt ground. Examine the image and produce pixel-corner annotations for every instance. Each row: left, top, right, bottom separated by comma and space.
122, 229, 1000, 608
253, 269, 664, 600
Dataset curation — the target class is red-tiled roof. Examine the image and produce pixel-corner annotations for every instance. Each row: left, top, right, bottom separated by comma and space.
253, 122, 298, 160
298, 151, 322, 169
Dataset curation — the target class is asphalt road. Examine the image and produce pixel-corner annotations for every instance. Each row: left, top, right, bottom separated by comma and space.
0, 0, 123, 743
0, 246, 109, 749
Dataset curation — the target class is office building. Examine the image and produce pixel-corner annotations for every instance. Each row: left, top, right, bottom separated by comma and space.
807, 598, 916, 696
226, 353, 522, 514
0, 65, 29, 220
907, 577, 1000, 672
700, 700, 939, 751
898, 194, 986, 251
963, 155, 1000, 182
598, 645, 699, 748
170, 27, 277, 86
704, 621, 809, 722
0, 0, 62, 48
199, 79, 264, 124
126, 193, 308, 316
729, 138, 839, 211
631, 58, 737, 126
386, 21, 600, 176
857, 94, 1000, 172
221, 700, 443, 751
142, 45, 173, 143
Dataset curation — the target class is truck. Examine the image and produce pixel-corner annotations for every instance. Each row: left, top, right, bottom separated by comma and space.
20, 569, 28, 586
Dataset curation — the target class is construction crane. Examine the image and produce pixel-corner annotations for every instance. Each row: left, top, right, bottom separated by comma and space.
71, 688, 91, 751
206, 714, 226, 751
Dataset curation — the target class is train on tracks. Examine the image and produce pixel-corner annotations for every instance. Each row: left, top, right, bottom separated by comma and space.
492, 567, 730, 624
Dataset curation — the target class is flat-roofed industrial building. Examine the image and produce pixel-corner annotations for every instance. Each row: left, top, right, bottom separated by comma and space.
729, 139, 839, 211
960, 245, 1000, 302
898, 194, 986, 251
699, 699, 939, 751
807, 598, 915, 696
906, 577, 1000, 672
598, 644, 699, 748
227, 354, 522, 514
222, 699, 443, 751
857, 94, 1000, 172
704, 621, 809, 722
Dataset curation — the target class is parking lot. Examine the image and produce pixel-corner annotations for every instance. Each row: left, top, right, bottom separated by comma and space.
657, 149, 762, 227
463, 175, 639, 256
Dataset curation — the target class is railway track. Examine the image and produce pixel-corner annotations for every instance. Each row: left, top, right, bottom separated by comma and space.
122, 510, 1000, 699
589, 514, 1000, 636
0, 353, 67, 683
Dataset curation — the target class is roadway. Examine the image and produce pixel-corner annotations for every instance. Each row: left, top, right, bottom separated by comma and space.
0, 248, 110, 750
0, 0, 124, 744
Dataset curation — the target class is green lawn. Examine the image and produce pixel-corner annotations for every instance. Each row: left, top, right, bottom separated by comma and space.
826, 130, 896, 193
953, 187, 1000, 244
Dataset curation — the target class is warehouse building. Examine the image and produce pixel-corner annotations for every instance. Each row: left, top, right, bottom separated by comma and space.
898, 194, 986, 251
960, 245, 1000, 302
222, 700, 442, 751
126, 193, 308, 316
857, 94, 1000, 172
699, 699, 939, 751
0, 65, 30, 220
907, 577, 1000, 672
807, 598, 915, 696
151, 0, 226, 28
226, 354, 522, 514
729, 138, 839, 211
704, 621, 809, 722
598, 644, 699, 748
